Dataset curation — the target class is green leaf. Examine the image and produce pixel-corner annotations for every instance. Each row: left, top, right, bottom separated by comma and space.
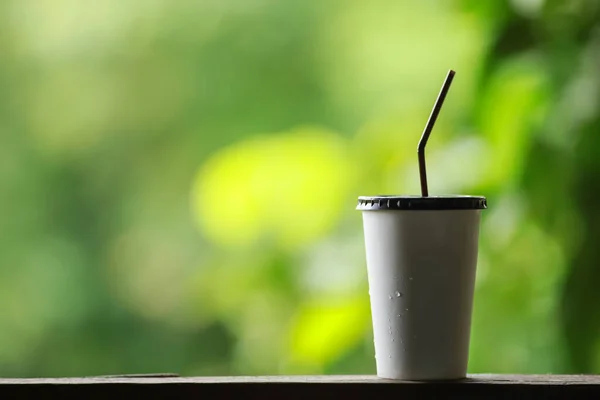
192, 127, 353, 250
286, 296, 370, 369
477, 55, 551, 188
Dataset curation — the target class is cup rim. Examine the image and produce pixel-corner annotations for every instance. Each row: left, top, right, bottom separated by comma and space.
356, 195, 487, 211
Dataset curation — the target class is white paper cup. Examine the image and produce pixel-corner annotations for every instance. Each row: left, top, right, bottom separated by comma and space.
357, 195, 486, 381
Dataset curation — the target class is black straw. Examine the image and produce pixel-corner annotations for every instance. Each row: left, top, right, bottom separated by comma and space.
418, 69, 456, 197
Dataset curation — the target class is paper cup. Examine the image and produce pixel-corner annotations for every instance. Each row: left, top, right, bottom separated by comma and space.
357, 195, 487, 380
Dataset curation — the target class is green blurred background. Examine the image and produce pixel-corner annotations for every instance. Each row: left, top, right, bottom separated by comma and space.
1, 0, 600, 377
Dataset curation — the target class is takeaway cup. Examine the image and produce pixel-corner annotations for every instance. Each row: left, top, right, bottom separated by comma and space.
357, 195, 487, 380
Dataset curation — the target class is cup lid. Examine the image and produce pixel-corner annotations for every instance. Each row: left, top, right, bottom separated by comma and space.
356, 195, 487, 211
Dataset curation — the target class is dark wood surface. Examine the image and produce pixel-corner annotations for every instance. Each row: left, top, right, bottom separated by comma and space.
1, 374, 599, 398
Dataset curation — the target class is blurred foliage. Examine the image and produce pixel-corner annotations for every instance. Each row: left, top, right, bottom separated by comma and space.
0, 0, 600, 377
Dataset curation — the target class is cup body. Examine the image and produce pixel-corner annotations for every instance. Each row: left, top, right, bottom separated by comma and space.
358, 196, 485, 380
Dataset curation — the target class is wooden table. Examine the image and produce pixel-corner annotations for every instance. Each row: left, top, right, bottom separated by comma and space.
1, 374, 599, 398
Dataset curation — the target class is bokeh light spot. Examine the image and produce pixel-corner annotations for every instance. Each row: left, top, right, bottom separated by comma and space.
192, 127, 353, 250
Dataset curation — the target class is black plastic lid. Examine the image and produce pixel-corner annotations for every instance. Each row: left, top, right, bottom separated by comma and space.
356, 195, 487, 211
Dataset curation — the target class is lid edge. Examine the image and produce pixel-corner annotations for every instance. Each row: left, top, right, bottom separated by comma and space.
356, 196, 487, 211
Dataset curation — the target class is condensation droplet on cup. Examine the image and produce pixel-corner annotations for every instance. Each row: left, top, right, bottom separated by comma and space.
394, 291, 402, 298
409, 277, 413, 281
388, 354, 391, 359
388, 295, 393, 300
405, 308, 409, 311
392, 338, 395, 343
